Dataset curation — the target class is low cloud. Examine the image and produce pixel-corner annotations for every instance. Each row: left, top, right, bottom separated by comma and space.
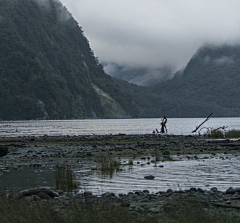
213, 56, 234, 65
33, 0, 51, 9
104, 63, 174, 86
60, 0, 239, 71
34, 0, 72, 22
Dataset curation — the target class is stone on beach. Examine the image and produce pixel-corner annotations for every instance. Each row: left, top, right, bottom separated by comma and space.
0, 146, 8, 157
16, 188, 59, 199
144, 175, 155, 180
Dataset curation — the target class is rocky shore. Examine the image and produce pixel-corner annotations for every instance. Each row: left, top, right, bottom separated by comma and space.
1, 134, 239, 165
15, 186, 240, 219
1, 134, 240, 222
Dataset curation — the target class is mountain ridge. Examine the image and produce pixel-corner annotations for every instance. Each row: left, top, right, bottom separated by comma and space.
113, 43, 239, 118
0, 0, 138, 120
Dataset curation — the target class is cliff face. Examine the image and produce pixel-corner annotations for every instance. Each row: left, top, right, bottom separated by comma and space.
0, 0, 138, 120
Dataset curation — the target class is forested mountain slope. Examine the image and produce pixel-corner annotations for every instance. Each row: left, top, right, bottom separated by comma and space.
0, 0, 138, 120
152, 44, 239, 117
114, 44, 239, 118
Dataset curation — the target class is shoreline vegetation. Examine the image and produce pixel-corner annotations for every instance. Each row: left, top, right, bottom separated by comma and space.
0, 133, 240, 222
1, 187, 240, 223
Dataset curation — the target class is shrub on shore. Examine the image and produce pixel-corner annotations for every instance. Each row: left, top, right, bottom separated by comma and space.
96, 155, 121, 178
0, 192, 152, 223
225, 129, 240, 138
207, 129, 240, 138
1, 191, 240, 223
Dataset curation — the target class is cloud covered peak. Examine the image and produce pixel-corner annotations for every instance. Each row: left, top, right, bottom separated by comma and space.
61, 0, 239, 71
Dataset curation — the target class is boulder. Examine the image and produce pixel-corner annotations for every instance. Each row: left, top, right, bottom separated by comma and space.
210, 187, 218, 192
149, 208, 159, 213
37, 192, 51, 200
16, 188, 58, 199
121, 201, 130, 207
162, 151, 170, 156
0, 146, 8, 157
102, 192, 115, 198
226, 187, 239, 194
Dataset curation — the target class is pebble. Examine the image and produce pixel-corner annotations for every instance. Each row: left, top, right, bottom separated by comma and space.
144, 175, 155, 180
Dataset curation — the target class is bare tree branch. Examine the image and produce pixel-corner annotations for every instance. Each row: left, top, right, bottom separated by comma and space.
212, 126, 228, 132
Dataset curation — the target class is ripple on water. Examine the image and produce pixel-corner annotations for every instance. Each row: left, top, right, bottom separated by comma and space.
78, 154, 239, 194
0, 154, 239, 195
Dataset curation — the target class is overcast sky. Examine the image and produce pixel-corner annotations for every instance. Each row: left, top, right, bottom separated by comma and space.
60, 0, 239, 71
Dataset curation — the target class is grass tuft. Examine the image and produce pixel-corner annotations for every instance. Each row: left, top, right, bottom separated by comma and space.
225, 129, 240, 138
96, 155, 121, 178
1, 191, 239, 223
207, 130, 224, 138
167, 198, 240, 223
55, 165, 79, 192
128, 159, 134, 165
207, 129, 240, 138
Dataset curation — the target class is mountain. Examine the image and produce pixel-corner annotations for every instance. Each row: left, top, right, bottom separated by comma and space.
113, 44, 239, 118
104, 63, 174, 86
0, 0, 138, 120
0, 0, 238, 120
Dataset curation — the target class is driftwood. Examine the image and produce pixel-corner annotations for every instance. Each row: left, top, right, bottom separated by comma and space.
210, 202, 240, 209
199, 126, 228, 135
211, 126, 228, 132
192, 113, 213, 133
16, 188, 58, 199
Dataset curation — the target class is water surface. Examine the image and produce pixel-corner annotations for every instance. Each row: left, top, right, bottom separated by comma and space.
1, 154, 239, 195
0, 117, 239, 137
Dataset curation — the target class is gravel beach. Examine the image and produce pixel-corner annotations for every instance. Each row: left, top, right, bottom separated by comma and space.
0, 134, 239, 221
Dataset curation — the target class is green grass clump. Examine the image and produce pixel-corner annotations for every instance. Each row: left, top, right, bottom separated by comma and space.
166, 198, 240, 223
97, 155, 121, 178
0, 192, 64, 223
225, 129, 240, 138
207, 130, 224, 138
128, 159, 134, 165
1, 192, 239, 223
55, 165, 79, 193
69, 203, 154, 223
0, 192, 149, 223
155, 148, 161, 161
207, 129, 240, 138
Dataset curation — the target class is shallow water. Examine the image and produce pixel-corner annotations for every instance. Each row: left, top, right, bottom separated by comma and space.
0, 117, 239, 137
78, 154, 239, 194
1, 154, 239, 195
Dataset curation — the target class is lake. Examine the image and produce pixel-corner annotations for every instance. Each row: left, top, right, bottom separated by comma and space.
0, 117, 239, 137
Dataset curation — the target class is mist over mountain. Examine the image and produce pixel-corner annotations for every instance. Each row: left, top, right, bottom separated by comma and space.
114, 44, 239, 118
0, 0, 138, 120
104, 63, 175, 86
60, 0, 239, 73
